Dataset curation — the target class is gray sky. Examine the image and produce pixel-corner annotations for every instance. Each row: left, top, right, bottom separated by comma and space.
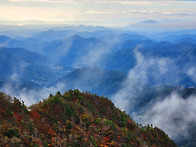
0, 0, 196, 27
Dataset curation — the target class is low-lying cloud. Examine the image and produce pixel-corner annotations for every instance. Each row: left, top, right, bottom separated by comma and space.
112, 46, 196, 140
187, 67, 196, 83
0, 82, 66, 106
134, 92, 196, 139
112, 47, 178, 112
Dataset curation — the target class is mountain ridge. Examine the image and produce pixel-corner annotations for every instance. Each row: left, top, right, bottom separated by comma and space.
0, 90, 176, 146
51, 67, 126, 97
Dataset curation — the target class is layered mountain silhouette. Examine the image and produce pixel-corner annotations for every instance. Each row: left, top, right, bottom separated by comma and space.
0, 47, 70, 87
0, 27, 196, 146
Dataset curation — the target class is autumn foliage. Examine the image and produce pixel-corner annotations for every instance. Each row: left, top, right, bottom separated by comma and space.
0, 90, 176, 146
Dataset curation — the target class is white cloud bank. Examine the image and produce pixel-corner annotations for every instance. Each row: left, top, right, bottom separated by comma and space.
112, 47, 196, 140
134, 93, 196, 139
112, 47, 178, 112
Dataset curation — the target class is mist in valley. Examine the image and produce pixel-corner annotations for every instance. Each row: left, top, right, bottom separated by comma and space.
0, 24, 196, 146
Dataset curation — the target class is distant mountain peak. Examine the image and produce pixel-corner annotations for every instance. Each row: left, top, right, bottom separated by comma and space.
138, 20, 159, 24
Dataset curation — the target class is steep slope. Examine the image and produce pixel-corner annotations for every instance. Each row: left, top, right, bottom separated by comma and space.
0, 90, 176, 146
129, 86, 196, 114
52, 67, 126, 97
0, 34, 106, 66
0, 47, 68, 87
104, 40, 196, 72
127, 87, 196, 147
103, 41, 196, 87
39, 35, 109, 66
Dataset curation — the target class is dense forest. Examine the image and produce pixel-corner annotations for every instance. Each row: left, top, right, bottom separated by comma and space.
0, 90, 176, 147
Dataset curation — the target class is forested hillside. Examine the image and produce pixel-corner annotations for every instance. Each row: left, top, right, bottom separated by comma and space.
0, 90, 176, 147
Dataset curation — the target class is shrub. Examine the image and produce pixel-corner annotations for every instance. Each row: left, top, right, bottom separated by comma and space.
3, 127, 20, 138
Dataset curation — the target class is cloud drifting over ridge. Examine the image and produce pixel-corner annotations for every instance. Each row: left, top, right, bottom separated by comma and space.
0, 83, 66, 106
112, 47, 179, 111
134, 93, 196, 139
111, 46, 196, 140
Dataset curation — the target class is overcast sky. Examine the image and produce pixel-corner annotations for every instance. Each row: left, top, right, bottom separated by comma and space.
0, 0, 195, 26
